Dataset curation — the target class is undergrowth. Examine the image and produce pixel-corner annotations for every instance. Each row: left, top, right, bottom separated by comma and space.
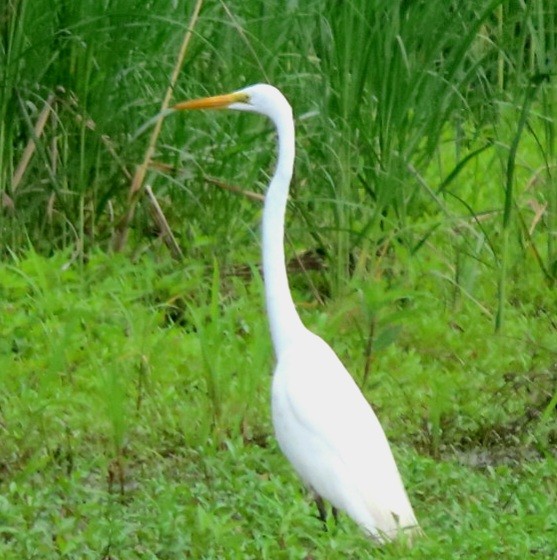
0, 251, 555, 557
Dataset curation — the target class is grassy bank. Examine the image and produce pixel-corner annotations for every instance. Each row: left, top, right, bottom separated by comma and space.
0, 250, 555, 558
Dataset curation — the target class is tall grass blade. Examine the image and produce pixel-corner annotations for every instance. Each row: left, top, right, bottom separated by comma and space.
112, 0, 205, 252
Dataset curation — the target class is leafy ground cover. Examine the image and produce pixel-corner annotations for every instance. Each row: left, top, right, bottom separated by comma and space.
0, 251, 555, 558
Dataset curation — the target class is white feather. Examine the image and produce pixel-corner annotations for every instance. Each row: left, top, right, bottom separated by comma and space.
272, 329, 419, 541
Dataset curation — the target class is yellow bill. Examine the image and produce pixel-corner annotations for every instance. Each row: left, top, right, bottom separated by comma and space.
173, 91, 248, 111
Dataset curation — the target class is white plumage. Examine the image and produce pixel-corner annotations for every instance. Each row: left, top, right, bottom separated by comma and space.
272, 330, 419, 542
174, 84, 420, 543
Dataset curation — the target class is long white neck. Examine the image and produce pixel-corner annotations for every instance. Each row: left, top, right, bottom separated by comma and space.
263, 110, 306, 357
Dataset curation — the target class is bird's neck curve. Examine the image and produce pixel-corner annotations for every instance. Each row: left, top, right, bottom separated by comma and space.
263, 109, 306, 357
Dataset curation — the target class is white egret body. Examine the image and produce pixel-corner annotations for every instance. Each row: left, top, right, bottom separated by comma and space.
174, 84, 420, 543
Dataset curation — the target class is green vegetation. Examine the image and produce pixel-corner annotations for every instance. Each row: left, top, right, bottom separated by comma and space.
1, 0, 556, 557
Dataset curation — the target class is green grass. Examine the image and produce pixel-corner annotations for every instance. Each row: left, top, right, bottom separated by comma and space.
2, 0, 555, 281
1, 0, 557, 557
0, 251, 556, 558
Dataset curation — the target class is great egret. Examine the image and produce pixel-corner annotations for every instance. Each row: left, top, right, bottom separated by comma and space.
174, 84, 420, 543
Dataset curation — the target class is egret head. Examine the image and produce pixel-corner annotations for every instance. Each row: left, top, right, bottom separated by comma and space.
173, 83, 292, 124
